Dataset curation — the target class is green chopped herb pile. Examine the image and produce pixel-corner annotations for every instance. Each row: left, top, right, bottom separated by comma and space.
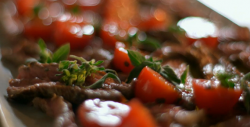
57, 55, 121, 88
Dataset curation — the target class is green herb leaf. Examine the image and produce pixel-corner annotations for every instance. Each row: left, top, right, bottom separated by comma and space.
126, 63, 146, 83
52, 43, 70, 63
127, 50, 146, 66
161, 65, 181, 85
138, 37, 161, 52
216, 73, 235, 88
87, 73, 121, 89
168, 25, 186, 34
58, 56, 108, 87
181, 65, 189, 84
38, 39, 46, 51
94, 60, 104, 66
38, 38, 51, 63
104, 69, 118, 75
241, 72, 250, 113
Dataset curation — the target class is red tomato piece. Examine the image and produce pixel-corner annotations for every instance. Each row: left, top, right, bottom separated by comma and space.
135, 66, 180, 104
77, 99, 156, 127
100, 22, 118, 47
15, 0, 40, 17
200, 36, 218, 48
54, 13, 94, 50
138, 8, 168, 31
112, 45, 134, 73
119, 99, 157, 127
193, 79, 242, 115
24, 18, 53, 41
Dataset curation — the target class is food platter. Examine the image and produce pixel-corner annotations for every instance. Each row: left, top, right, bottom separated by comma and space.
1, 0, 250, 127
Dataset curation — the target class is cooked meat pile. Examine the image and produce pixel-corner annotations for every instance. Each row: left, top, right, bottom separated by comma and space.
3, 0, 250, 127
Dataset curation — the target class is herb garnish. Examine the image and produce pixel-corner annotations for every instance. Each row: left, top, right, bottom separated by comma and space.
241, 72, 250, 113
125, 29, 161, 51
38, 39, 70, 63
58, 55, 120, 87
126, 50, 161, 83
126, 50, 189, 88
215, 73, 235, 88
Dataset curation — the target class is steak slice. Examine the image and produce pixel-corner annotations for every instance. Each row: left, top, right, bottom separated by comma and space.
7, 82, 125, 104
17, 62, 62, 81
32, 95, 77, 127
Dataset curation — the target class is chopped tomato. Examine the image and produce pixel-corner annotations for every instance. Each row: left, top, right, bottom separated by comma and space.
193, 79, 242, 115
138, 8, 168, 31
77, 99, 156, 127
15, 0, 40, 17
53, 13, 94, 50
100, 22, 119, 47
200, 36, 218, 48
112, 44, 134, 73
135, 66, 180, 104
119, 99, 157, 127
186, 36, 198, 45
24, 17, 53, 41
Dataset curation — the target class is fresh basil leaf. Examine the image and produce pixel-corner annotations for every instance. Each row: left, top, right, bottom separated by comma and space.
138, 37, 161, 51
94, 60, 104, 66
126, 63, 146, 83
159, 71, 179, 86
162, 65, 181, 84
241, 72, 250, 113
144, 61, 161, 73
168, 25, 186, 34
127, 50, 146, 66
88, 73, 121, 89
38, 38, 46, 51
52, 43, 70, 63
98, 67, 105, 71
216, 73, 235, 88
181, 65, 189, 84
104, 69, 118, 75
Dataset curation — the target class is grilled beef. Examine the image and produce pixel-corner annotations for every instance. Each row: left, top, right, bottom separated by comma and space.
32, 95, 77, 127
17, 62, 62, 81
7, 82, 125, 104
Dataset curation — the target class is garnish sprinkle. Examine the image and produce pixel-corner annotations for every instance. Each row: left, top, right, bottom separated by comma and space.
58, 55, 120, 87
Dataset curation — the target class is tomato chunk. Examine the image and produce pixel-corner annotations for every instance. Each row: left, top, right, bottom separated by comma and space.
135, 66, 180, 104
193, 79, 242, 115
112, 45, 134, 73
24, 18, 53, 41
77, 99, 156, 127
54, 13, 94, 50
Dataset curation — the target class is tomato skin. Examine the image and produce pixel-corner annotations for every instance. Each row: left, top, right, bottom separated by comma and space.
15, 0, 39, 17
186, 36, 218, 48
77, 99, 156, 127
193, 79, 242, 115
200, 36, 218, 48
24, 18, 53, 41
135, 66, 180, 104
100, 26, 118, 47
112, 46, 134, 73
54, 14, 94, 50
138, 8, 168, 31
119, 99, 157, 127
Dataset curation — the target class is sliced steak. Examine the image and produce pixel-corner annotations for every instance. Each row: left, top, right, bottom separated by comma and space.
7, 82, 125, 104
148, 104, 205, 127
32, 95, 77, 127
17, 62, 62, 81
